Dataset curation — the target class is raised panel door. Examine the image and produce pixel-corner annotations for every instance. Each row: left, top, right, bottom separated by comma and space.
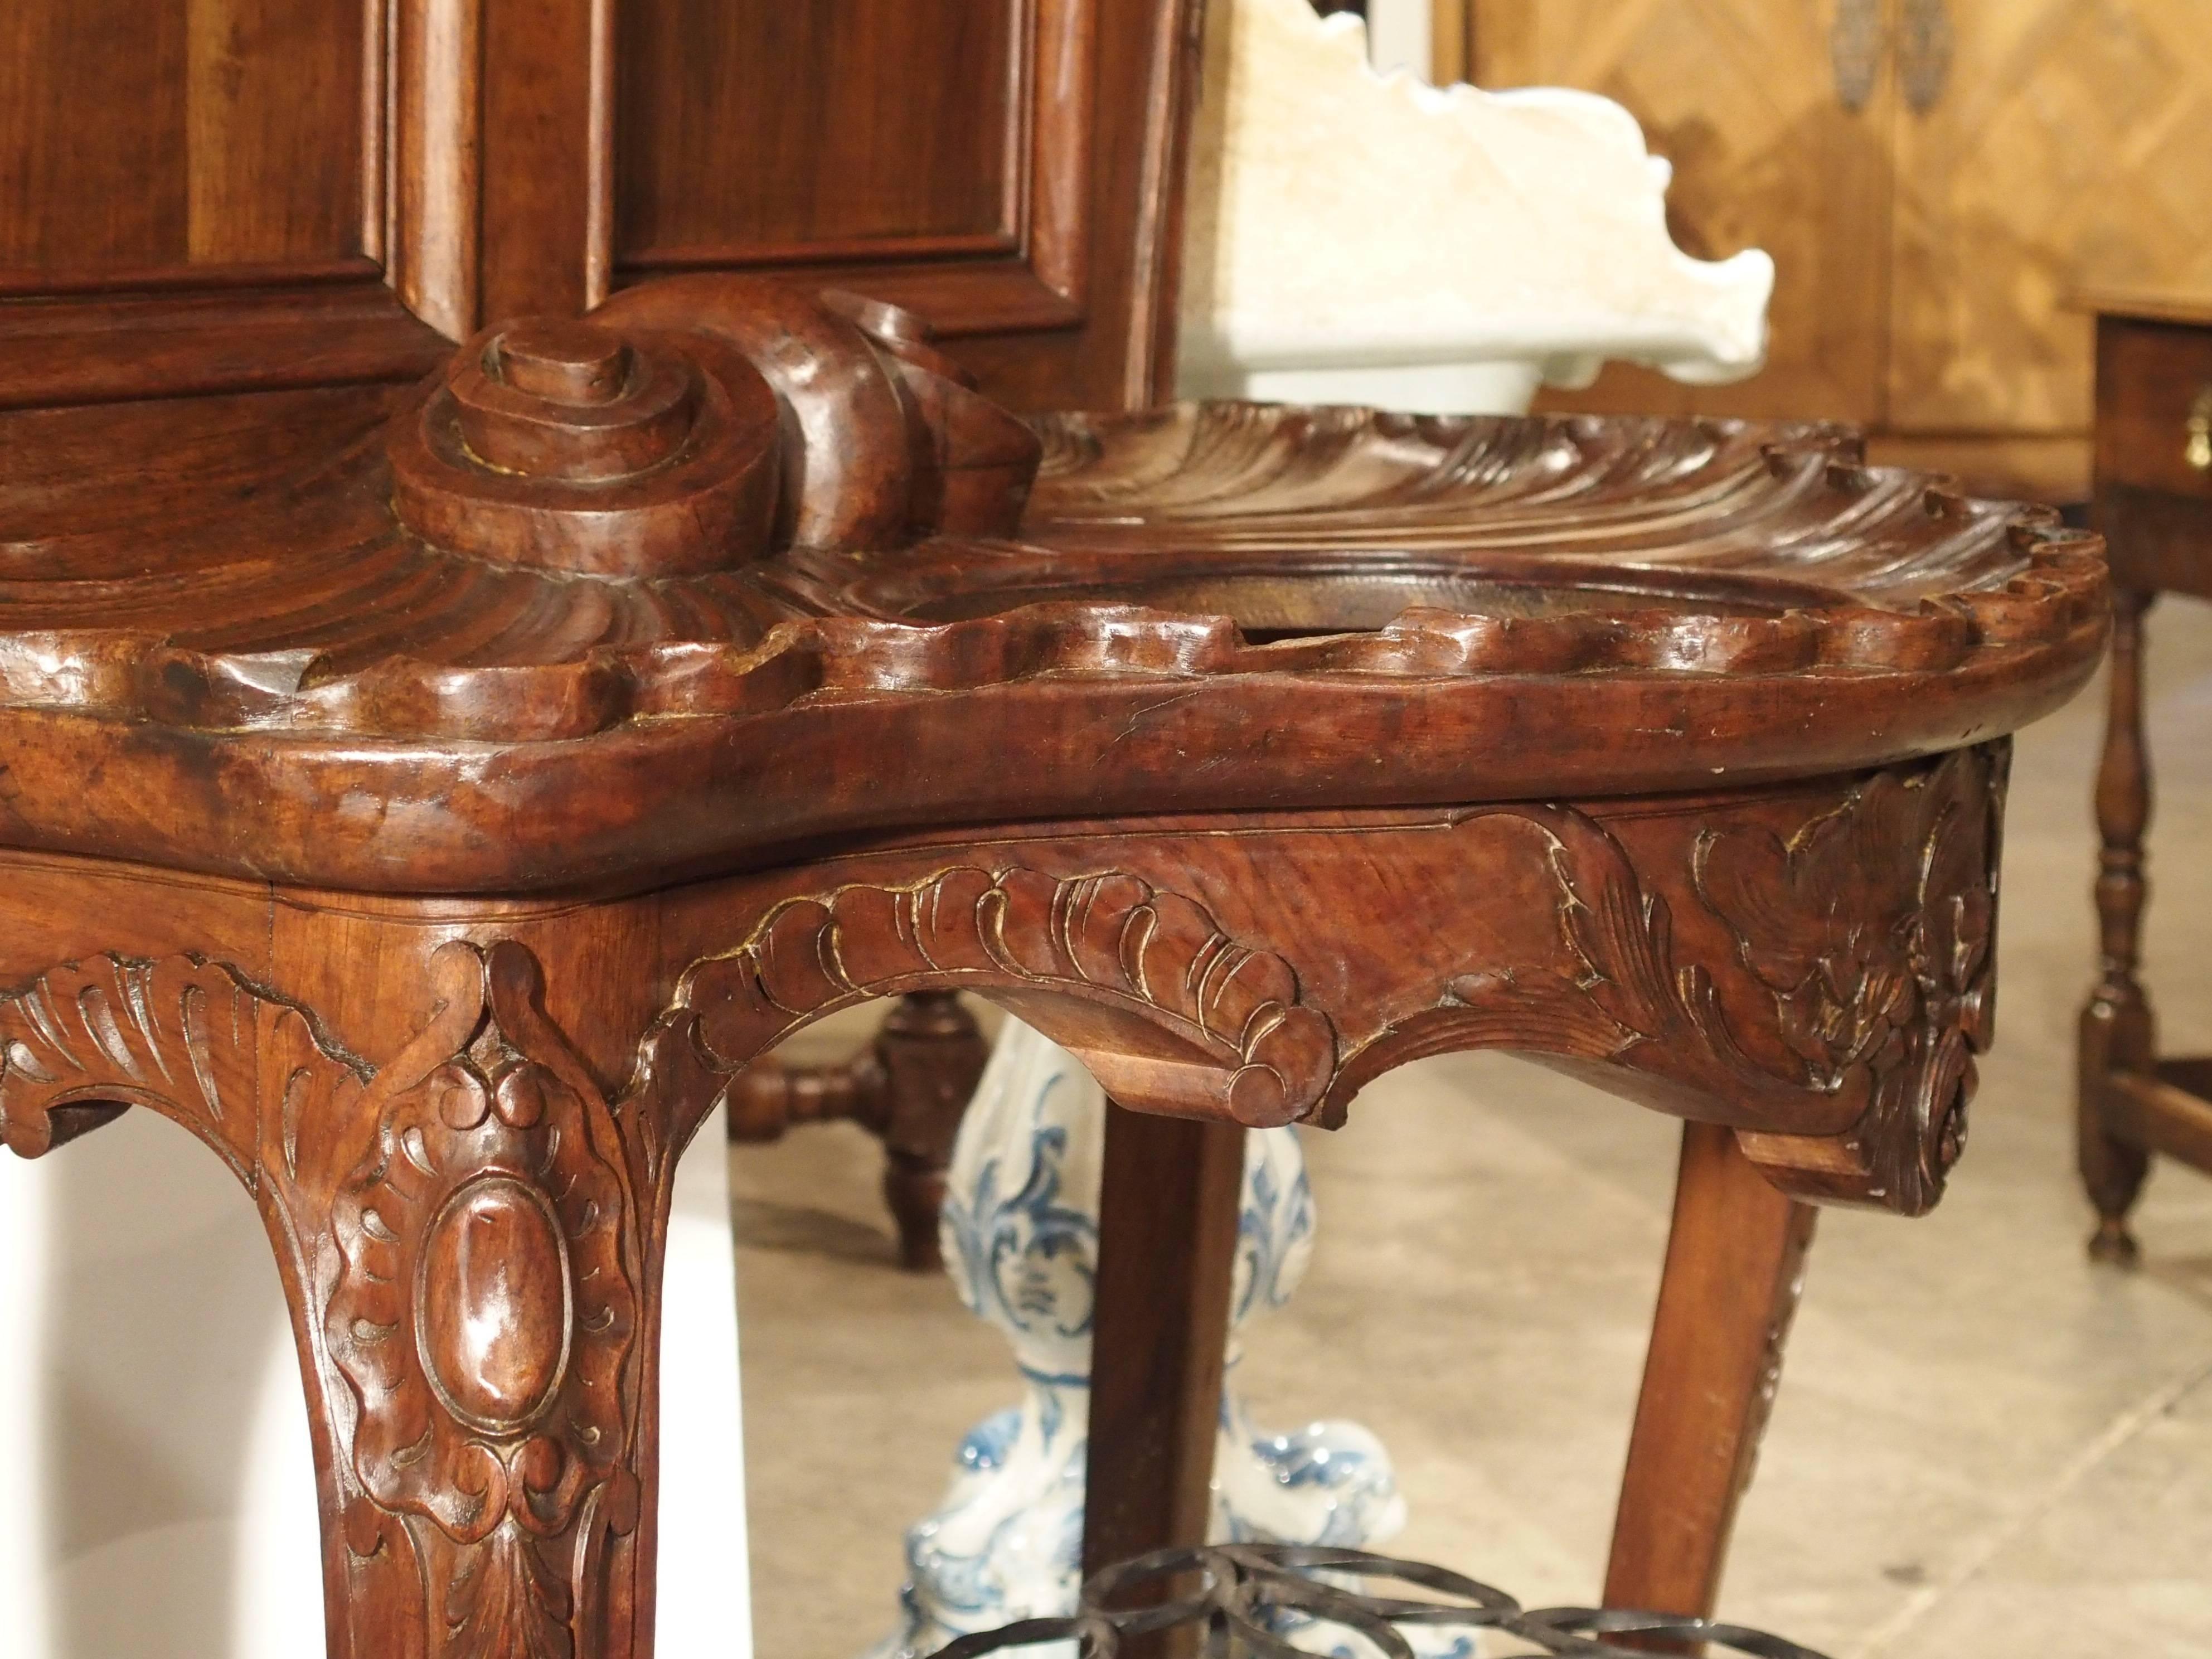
0, 0, 449, 413
615, 0, 1023, 265
0, 0, 365, 277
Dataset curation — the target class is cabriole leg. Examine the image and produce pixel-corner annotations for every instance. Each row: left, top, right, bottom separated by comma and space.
0, 937, 684, 1659
1604, 1122, 1817, 1619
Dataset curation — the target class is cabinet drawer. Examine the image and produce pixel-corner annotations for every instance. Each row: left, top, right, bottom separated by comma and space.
2096, 317, 2212, 499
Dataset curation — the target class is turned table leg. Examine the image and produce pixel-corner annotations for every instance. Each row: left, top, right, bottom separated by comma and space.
1082, 1100, 1246, 1577
1604, 1122, 1817, 1618
2080, 587, 2156, 1264
727, 991, 988, 1270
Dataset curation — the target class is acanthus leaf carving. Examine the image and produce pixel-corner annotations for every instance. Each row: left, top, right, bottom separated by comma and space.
0, 951, 368, 1179
324, 940, 643, 1659
1389, 747, 2004, 1212
0, 938, 661, 1659
1718, 747, 2005, 1214
1390, 806, 1764, 1114
624, 865, 1338, 1186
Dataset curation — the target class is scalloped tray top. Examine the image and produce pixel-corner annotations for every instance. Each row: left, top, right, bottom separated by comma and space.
0, 281, 2106, 891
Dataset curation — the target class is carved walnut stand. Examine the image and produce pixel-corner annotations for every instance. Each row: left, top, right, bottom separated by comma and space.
0, 280, 2104, 1656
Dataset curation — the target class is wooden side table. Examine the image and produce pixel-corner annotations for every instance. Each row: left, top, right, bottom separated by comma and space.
0, 282, 2106, 1656
2079, 289, 2212, 1262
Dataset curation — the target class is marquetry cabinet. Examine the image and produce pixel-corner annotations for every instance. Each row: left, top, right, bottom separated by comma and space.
1437, 0, 2212, 502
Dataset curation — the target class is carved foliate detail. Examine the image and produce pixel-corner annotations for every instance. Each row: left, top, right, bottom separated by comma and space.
0, 952, 367, 1174
1429, 806, 1716, 1076
632, 866, 1337, 1165
1428, 747, 2004, 1211
325, 943, 641, 1655
1712, 748, 2004, 1214
0, 939, 660, 1659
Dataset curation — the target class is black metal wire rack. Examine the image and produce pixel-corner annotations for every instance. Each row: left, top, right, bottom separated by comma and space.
937, 1544, 1831, 1659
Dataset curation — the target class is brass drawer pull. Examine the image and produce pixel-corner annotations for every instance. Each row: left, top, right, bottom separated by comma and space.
2189, 388, 2212, 472
1830, 0, 1881, 111
1900, 0, 1953, 115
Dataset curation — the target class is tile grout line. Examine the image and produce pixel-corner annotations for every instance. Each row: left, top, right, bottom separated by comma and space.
1844, 1354, 2212, 1659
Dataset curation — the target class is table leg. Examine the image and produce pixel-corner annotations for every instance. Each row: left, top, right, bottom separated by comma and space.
1, 935, 686, 1657
2080, 586, 2156, 1264
726, 991, 988, 1271
879, 1026, 1403, 1659
1081, 1101, 1246, 1577
1604, 1121, 1817, 1618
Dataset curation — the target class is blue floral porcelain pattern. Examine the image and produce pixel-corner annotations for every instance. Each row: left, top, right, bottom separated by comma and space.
870, 1019, 1404, 1659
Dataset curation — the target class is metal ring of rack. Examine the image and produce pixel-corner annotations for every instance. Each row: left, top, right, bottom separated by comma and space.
933, 1543, 1833, 1659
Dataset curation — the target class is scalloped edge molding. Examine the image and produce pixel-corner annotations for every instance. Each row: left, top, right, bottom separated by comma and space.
1177, 0, 1776, 407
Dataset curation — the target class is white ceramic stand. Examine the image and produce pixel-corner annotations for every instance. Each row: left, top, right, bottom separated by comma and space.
1177, 0, 1774, 414
872, 1023, 1404, 1659
0, 1102, 753, 1658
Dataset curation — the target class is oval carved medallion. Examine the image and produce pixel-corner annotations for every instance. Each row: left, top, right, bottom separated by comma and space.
417, 1175, 574, 1435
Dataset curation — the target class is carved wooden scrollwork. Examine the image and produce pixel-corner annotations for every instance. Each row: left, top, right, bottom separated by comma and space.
1337, 747, 2004, 1213
630, 865, 1338, 1157
387, 316, 787, 579
0, 938, 678, 1659
1718, 746, 2004, 1214
324, 943, 646, 1655
0, 952, 366, 1173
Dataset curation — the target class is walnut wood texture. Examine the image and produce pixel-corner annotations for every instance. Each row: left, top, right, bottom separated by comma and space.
0, 266, 2109, 1653
0, 733, 2065, 1651
2077, 304, 2212, 1263
1605, 1123, 1817, 1617
0, 0, 1197, 415
604, 0, 1200, 411
0, 290, 2106, 895
1083, 1104, 1247, 1578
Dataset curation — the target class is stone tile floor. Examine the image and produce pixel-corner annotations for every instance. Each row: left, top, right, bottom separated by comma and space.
729, 598, 2212, 1659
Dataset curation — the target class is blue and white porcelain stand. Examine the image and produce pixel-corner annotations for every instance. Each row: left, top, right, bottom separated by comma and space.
871, 1021, 1404, 1659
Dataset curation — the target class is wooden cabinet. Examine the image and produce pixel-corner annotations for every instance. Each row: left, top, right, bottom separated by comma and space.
0, 0, 1199, 418
1443, 0, 2212, 501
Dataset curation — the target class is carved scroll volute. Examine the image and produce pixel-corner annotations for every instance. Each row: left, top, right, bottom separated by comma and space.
592, 275, 1043, 550
389, 316, 784, 578
635, 865, 1337, 1146
821, 288, 1045, 538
